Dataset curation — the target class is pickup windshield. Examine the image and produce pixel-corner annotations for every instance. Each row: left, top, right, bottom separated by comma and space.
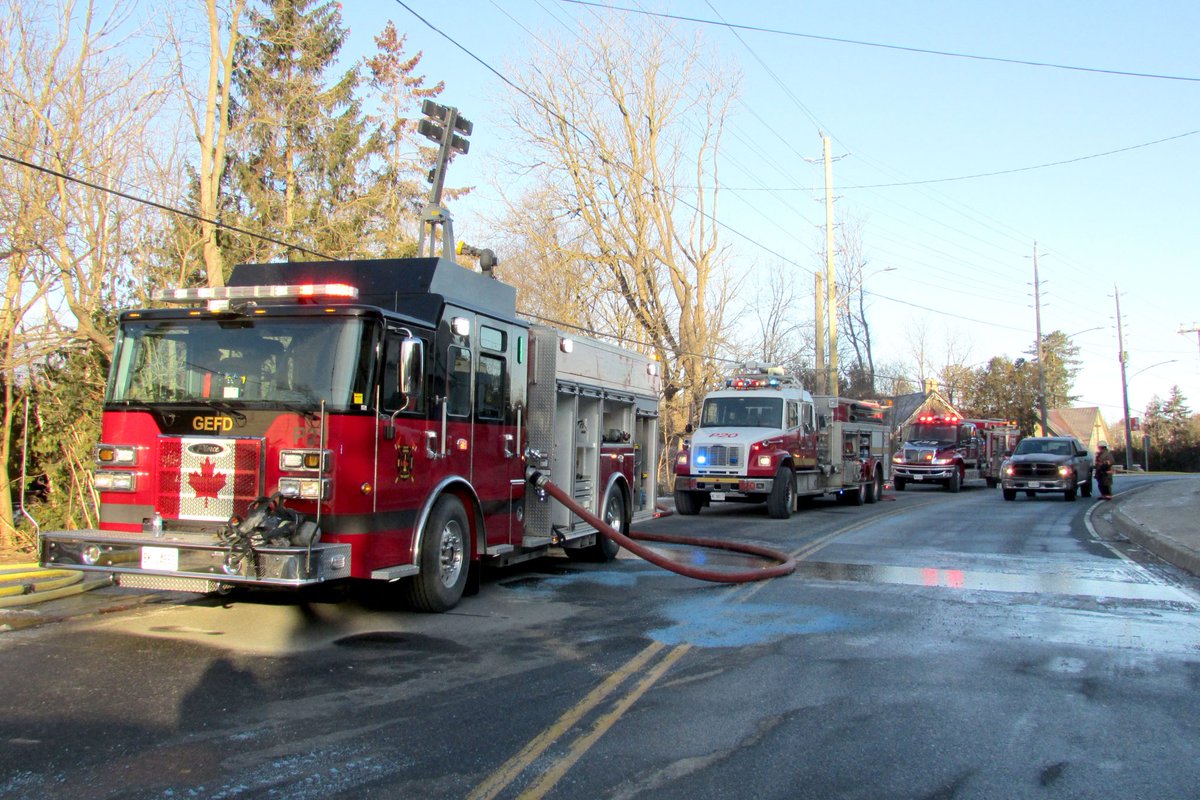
700, 397, 784, 428
1014, 439, 1075, 456
108, 316, 375, 409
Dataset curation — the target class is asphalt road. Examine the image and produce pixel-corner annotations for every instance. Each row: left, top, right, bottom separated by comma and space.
2, 476, 1199, 799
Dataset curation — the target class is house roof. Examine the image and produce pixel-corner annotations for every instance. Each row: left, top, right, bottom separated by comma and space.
1045, 406, 1108, 446
891, 390, 961, 429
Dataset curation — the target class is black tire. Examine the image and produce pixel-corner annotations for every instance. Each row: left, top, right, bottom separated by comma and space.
894, 477, 907, 492
674, 490, 704, 516
946, 467, 961, 493
404, 495, 470, 613
767, 466, 795, 519
1003, 488, 1016, 501
569, 486, 625, 562
845, 480, 866, 506
865, 468, 882, 504
1081, 471, 1093, 497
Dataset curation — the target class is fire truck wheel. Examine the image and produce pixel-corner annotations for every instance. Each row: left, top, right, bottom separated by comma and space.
675, 490, 704, 516
569, 487, 625, 562
767, 466, 795, 519
865, 468, 882, 504
894, 477, 907, 492
1003, 488, 1017, 501
404, 496, 470, 613
946, 467, 961, 493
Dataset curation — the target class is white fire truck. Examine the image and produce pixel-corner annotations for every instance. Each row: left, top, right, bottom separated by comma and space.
673, 367, 891, 517
40, 257, 660, 612
892, 414, 1020, 491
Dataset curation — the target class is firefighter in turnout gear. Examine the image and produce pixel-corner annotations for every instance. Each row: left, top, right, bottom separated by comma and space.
1094, 443, 1115, 499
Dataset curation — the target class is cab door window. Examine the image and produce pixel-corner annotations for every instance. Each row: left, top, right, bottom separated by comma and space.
447, 346, 472, 417
476, 353, 505, 421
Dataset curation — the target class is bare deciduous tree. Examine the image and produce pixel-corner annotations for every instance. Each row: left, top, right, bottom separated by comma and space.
0, 0, 167, 543
496, 18, 738, 467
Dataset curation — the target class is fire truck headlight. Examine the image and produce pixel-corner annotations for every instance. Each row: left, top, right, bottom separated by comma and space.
278, 477, 330, 500
95, 444, 137, 465
94, 471, 136, 491
932, 457, 952, 465
280, 449, 330, 472
892, 452, 903, 463
757, 454, 773, 468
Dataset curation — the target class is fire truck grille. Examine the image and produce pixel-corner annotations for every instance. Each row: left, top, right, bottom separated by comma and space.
158, 436, 263, 523
1009, 462, 1062, 479
903, 448, 935, 463
696, 444, 740, 468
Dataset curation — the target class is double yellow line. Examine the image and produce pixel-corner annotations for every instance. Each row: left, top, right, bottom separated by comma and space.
469, 518, 885, 799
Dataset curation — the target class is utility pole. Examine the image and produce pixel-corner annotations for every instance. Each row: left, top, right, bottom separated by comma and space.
814, 272, 826, 394
1032, 243, 1048, 434
823, 134, 838, 397
1115, 285, 1134, 471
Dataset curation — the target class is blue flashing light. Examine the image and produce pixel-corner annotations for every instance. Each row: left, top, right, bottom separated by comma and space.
696, 454, 707, 465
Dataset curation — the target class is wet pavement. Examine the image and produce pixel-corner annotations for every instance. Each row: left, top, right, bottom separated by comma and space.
2, 474, 1198, 632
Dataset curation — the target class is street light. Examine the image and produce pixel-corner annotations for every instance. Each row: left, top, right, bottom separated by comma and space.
1130, 359, 1179, 379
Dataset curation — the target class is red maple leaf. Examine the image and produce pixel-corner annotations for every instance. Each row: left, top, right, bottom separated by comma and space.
187, 457, 227, 507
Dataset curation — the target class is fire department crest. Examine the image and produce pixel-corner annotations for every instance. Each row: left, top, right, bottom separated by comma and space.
396, 443, 414, 482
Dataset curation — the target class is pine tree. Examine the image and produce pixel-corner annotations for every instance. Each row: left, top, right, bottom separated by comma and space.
227, 0, 374, 262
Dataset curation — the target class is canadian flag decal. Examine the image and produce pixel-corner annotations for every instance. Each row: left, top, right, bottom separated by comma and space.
158, 436, 261, 521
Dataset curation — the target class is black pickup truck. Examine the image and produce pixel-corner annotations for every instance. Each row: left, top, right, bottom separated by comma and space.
1001, 436, 1094, 501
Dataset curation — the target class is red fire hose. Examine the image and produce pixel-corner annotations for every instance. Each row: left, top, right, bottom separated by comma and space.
527, 471, 795, 583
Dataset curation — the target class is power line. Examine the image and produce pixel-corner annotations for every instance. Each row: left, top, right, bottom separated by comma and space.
0, 151, 335, 262
559, 0, 1200, 83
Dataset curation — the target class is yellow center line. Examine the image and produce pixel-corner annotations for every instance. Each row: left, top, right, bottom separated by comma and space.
467, 640, 669, 800
517, 643, 693, 800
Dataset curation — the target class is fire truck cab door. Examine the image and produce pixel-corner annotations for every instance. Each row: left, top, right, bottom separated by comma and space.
443, 314, 527, 552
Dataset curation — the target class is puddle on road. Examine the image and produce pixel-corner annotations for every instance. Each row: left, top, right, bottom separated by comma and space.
793, 560, 1198, 605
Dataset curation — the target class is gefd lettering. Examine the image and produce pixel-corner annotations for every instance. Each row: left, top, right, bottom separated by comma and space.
193, 416, 235, 432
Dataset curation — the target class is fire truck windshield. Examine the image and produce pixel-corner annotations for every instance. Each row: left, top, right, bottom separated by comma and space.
699, 397, 783, 428
907, 423, 958, 444
108, 317, 374, 409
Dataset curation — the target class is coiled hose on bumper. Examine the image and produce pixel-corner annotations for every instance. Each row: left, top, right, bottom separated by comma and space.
527, 471, 795, 583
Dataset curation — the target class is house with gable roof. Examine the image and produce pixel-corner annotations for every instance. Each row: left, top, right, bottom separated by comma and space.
1037, 406, 1110, 453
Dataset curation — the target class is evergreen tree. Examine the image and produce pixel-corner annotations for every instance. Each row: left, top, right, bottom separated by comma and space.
228, 0, 375, 262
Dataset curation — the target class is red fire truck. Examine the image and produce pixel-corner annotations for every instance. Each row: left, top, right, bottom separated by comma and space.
673, 367, 891, 517
39, 257, 660, 612
892, 414, 1019, 491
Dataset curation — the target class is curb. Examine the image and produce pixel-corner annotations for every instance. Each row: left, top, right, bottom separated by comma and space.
1096, 479, 1200, 580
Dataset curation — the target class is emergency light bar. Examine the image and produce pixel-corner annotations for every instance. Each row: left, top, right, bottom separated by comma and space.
917, 414, 961, 424
151, 283, 360, 305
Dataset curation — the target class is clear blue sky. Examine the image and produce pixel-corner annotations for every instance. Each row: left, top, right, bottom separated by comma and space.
351, 1, 1200, 425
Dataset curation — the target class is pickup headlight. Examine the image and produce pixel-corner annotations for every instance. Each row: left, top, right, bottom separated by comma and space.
1058, 465, 1073, 478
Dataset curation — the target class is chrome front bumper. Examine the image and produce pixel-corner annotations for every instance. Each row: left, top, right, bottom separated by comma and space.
40, 530, 352, 590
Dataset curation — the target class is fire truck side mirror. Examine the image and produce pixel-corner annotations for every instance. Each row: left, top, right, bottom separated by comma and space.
399, 335, 424, 400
